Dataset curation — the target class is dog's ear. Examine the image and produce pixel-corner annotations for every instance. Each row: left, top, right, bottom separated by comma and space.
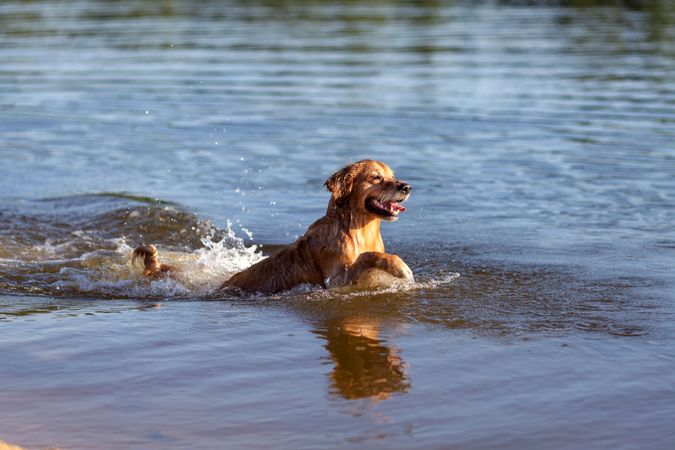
325, 164, 357, 206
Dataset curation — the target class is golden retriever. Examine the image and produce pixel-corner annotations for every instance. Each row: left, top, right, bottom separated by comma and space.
133, 159, 413, 293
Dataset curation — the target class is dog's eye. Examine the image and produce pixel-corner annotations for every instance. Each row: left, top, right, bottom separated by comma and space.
372, 174, 381, 181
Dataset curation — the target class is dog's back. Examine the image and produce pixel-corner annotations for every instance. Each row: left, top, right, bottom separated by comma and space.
223, 234, 325, 293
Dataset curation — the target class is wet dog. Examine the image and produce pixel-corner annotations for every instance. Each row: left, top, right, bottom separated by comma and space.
133, 160, 413, 293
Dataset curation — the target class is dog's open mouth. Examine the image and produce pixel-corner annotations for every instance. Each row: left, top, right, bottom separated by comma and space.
366, 197, 407, 219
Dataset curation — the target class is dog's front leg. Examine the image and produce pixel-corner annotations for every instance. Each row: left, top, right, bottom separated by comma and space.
346, 251, 414, 284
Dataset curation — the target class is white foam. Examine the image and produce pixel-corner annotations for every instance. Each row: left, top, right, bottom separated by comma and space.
40, 223, 265, 299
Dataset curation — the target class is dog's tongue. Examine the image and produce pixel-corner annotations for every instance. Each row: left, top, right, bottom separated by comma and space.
390, 202, 406, 213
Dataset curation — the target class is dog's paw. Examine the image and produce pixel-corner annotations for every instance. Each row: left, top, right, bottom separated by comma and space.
389, 255, 414, 281
399, 263, 415, 282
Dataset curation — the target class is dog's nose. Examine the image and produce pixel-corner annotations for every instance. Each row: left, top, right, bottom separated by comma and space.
398, 182, 412, 194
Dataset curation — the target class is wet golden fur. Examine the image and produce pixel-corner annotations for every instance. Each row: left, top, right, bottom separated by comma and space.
134, 160, 413, 293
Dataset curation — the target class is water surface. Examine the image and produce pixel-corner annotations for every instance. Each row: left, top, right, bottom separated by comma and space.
1, 1, 675, 449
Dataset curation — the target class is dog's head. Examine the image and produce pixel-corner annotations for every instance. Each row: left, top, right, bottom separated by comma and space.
325, 160, 411, 221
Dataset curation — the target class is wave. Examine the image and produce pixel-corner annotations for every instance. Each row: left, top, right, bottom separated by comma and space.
0, 194, 265, 299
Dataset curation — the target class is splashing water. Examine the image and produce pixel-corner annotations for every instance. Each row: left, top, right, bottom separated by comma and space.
50, 232, 265, 299
0, 196, 265, 299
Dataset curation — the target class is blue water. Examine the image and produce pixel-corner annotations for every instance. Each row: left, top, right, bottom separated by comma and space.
1, 1, 675, 449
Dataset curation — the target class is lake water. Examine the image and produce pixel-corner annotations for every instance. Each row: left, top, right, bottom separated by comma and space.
1, 1, 675, 449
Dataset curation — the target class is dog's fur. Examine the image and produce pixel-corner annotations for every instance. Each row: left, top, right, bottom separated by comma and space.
133, 160, 413, 293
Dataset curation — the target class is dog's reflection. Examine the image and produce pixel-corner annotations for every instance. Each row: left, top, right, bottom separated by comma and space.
313, 317, 410, 401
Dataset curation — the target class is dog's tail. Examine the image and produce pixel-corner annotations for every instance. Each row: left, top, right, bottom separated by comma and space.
132, 244, 174, 277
